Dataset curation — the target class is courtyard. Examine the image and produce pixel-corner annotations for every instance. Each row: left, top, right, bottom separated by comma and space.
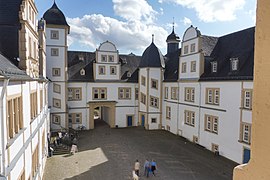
43, 120, 237, 180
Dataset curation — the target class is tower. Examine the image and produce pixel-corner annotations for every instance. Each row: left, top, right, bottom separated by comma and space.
166, 23, 180, 54
138, 36, 165, 130
43, 2, 70, 130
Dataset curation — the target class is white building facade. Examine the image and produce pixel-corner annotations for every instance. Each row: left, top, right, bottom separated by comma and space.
43, 3, 254, 165
0, 0, 50, 179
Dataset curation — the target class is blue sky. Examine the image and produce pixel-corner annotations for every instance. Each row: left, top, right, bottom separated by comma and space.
36, 0, 256, 55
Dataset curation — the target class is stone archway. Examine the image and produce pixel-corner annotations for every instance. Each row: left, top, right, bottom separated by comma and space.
88, 101, 116, 129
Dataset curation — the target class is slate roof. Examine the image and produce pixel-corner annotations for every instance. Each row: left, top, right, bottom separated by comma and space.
67, 51, 141, 82
0, 0, 21, 66
43, 2, 69, 26
200, 27, 254, 81
201, 36, 218, 57
0, 52, 31, 80
139, 42, 165, 68
166, 28, 180, 42
164, 49, 181, 82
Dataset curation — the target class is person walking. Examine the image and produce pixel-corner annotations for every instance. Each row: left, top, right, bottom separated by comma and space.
151, 160, 157, 176
134, 160, 140, 176
144, 159, 150, 177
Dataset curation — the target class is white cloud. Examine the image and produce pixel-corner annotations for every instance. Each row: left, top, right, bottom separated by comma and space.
158, 0, 163, 3
66, 14, 168, 55
112, 0, 157, 23
164, 0, 246, 22
182, 17, 192, 26
160, 8, 164, 15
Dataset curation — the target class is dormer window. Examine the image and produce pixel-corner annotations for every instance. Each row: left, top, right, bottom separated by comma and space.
230, 58, 239, 71
79, 55, 84, 61
212, 61, 217, 73
80, 69, 85, 76
122, 58, 127, 64
127, 72, 131, 77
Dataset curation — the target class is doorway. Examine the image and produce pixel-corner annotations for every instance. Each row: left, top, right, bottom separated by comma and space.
127, 115, 133, 127
243, 148, 250, 163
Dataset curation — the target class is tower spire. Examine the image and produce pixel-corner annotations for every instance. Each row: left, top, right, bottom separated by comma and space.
172, 17, 175, 32
152, 34, 154, 43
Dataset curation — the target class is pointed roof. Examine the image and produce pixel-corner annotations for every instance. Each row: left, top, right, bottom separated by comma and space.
139, 42, 165, 68
43, 2, 69, 26
166, 27, 180, 42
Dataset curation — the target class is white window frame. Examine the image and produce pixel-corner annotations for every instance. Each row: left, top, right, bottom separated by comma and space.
190, 43, 195, 53
150, 96, 159, 108
164, 87, 168, 99
51, 30, 59, 40
166, 106, 171, 119
212, 61, 217, 73
98, 66, 106, 75
191, 61, 196, 72
182, 62, 187, 73
118, 88, 131, 99
205, 114, 219, 134
206, 88, 220, 105
243, 90, 252, 109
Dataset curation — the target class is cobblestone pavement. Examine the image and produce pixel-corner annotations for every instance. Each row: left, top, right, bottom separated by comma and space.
43, 120, 238, 180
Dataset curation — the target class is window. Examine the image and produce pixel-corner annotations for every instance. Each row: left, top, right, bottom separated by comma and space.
53, 83, 61, 93
30, 92, 38, 120
164, 87, 168, 99
191, 61, 196, 72
140, 93, 146, 104
184, 110, 195, 126
69, 113, 82, 124
79, 55, 84, 61
141, 76, 146, 86
135, 88, 139, 100
151, 118, 157, 123
93, 88, 107, 99
52, 68, 60, 76
231, 58, 239, 71
242, 123, 251, 144
151, 79, 158, 89
204, 115, 219, 134
80, 69, 85, 76
110, 66, 116, 75
190, 43, 195, 53
101, 55, 107, 62
51, 30, 59, 39
212, 61, 217, 73
68, 88, 82, 101
182, 62, 187, 73
193, 136, 198, 143
32, 146, 39, 178
53, 98, 61, 108
243, 90, 252, 109
166, 106, 171, 119
150, 96, 159, 108
98, 66, 106, 75
171, 87, 178, 100
118, 88, 131, 99
29, 37, 32, 58
184, 45, 188, 54
51, 48, 59, 56
7, 95, 23, 139
108, 55, 114, 62
185, 87, 195, 102
206, 88, 220, 105
52, 115, 61, 125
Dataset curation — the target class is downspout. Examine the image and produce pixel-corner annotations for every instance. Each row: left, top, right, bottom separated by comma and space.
177, 81, 180, 135
0, 78, 9, 177
198, 82, 201, 143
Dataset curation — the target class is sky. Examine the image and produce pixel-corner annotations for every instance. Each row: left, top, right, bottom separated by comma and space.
36, 0, 256, 55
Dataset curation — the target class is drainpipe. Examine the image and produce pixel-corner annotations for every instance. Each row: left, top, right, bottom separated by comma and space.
198, 82, 201, 143
0, 78, 9, 177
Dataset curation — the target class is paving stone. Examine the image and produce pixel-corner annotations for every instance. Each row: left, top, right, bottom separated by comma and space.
43, 120, 237, 180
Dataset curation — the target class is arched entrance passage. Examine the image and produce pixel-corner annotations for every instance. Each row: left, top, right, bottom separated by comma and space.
88, 101, 116, 129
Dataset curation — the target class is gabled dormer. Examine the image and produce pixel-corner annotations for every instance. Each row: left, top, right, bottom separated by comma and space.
94, 41, 120, 81
230, 58, 239, 71
211, 61, 217, 73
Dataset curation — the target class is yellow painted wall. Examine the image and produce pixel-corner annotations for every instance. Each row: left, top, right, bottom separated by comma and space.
233, 0, 270, 179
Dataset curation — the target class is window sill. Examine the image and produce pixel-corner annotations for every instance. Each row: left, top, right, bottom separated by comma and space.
6, 128, 27, 149
238, 140, 251, 145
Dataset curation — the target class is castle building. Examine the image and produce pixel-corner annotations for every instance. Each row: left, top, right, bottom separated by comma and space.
42, 2, 254, 164
0, 0, 49, 179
